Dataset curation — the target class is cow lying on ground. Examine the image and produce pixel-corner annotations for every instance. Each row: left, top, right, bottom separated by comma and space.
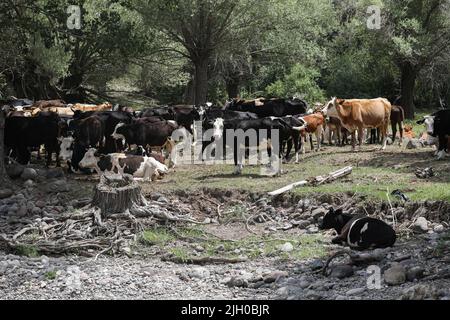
78, 148, 168, 181
319, 208, 396, 250
325, 97, 392, 151
417, 110, 450, 159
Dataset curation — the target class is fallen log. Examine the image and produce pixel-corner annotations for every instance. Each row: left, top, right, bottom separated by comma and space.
268, 166, 353, 196
161, 255, 248, 265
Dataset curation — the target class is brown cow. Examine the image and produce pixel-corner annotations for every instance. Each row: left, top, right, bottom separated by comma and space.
32, 99, 66, 109
297, 112, 326, 153
391, 105, 405, 145
325, 97, 392, 151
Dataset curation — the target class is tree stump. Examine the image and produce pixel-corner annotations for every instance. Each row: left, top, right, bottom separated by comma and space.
92, 174, 146, 216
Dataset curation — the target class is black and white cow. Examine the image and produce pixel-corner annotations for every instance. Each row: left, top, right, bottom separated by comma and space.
319, 208, 396, 250
417, 110, 450, 159
207, 117, 306, 174
78, 148, 168, 181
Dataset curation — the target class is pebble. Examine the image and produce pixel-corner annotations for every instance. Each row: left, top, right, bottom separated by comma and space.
384, 264, 406, 286
21, 168, 38, 181
279, 242, 294, 252
413, 217, 429, 233
346, 287, 366, 296
330, 265, 354, 279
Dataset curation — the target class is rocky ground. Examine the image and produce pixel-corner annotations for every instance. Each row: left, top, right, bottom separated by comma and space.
1, 164, 449, 300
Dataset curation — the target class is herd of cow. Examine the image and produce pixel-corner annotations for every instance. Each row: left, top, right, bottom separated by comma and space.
2, 96, 449, 180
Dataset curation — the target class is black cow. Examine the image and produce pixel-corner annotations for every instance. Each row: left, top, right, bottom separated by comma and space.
225, 97, 308, 118
111, 120, 179, 153
140, 106, 174, 120
205, 117, 305, 174
74, 115, 105, 149
417, 110, 450, 159
319, 208, 396, 250
5, 112, 62, 166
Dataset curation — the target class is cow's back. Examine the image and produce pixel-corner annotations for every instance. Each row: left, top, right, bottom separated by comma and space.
341, 98, 391, 128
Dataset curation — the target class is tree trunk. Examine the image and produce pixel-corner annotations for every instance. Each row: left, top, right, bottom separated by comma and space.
400, 62, 417, 119
194, 59, 209, 105
226, 77, 240, 99
0, 108, 10, 184
183, 78, 196, 105
92, 174, 145, 216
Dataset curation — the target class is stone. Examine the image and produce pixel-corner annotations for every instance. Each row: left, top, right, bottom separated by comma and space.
226, 277, 248, 288
156, 196, 169, 204
307, 226, 319, 234
292, 220, 310, 229
35, 201, 46, 208
264, 271, 288, 283
346, 287, 366, 296
279, 242, 294, 252
406, 266, 425, 282
433, 224, 445, 233
21, 168, 38, 181
275, 286, 289, 298
384, 264, 406, 286
46, 168, 65, 179
310, 259, 324, 271
44, 179, 69, 193
0, 189, 13, 199
311, 207, 328, 220
31, 207, 42, 215
401, 284, 437, 300
189, 267, 210, 279
6, 164, 24, 179
330, 265, 354, 279
23, 179, 35, 188
413, 217, 429, 233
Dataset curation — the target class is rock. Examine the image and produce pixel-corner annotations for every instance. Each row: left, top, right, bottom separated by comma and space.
406, 139, 423, 149
275, 286, 289, 299
330, 265, 354, 279
156, 196, 169, 204
307, 226, 319, 234
16, 206, 28, 217
226, 277, 248, 288
46, 168, 65, 179
406, 266, 425, 282
305, 290, 323, 300
31, 207, 42, 215
6, 164, 24, 179
384, 264, 406, 286
311, 207, 328, 220
292, 220, 310, 229
278, 242, 294, 252
0, 189, 13, 199
21, 168, 38, 181
202, 218, 211, 224
310, 259, 324, 271
44, 179, 69, 193
413, 217, 429, 233
189, 267, 210, 279
401, 284, 438, 300
346, 287, 366, 296
35, 201, 46, 208
23, 179, 35, 188
433, 224, 445, 233
264, 271, 288, 283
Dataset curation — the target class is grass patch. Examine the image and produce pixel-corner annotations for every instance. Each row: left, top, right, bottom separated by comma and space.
14, 244, 39, 258
140, 225, 328, 262
45, 271, 57, 280
140, 227, 175, 246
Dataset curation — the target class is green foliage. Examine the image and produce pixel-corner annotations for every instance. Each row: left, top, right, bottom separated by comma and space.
266, 64, 326, 102
14, 245, 39, 258
45, 271, 58, 280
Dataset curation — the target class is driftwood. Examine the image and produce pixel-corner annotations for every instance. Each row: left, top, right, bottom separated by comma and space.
322, 249, 388, 276
268, 166, 353, 196
161, 255, 248, 265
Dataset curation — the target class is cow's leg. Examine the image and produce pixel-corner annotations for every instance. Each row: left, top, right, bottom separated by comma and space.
399, 122, 403, 145
351, 131, 357, 151
316, 126, 323, 151
437, 135, 447, 160
44, 144, 52, 167
391, 121, 397, 144
309, 134, 314, 152
381, 124, 388, 150
233, 137, 243, 175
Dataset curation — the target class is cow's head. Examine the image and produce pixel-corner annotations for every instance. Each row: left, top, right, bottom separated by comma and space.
58, 136, 75, 161
213, 118, 224, 140
418, 116, 435, 136
319, 207, 344, 231
79, 148, 100, 169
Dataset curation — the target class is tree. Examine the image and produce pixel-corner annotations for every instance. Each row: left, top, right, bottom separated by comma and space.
381, 0, 450, 118
0, 107, 9, 185
138, 0, 268, 105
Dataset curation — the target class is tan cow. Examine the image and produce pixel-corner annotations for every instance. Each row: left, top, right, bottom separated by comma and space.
71, 102, 112, 112
324, 97, 392, 151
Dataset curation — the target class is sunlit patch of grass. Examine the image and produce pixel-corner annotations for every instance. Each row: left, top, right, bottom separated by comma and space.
140, 227, 175, 246
14, 244, 39, 257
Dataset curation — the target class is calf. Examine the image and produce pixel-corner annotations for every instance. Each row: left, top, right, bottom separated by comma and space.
297, 112, 325, 153
78, 148, 168, 181
403, 125, 415, 140
319, 208, 396, 250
